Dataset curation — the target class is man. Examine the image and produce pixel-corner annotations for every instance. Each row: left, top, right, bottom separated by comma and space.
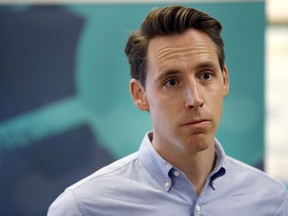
48, 6, 287, 215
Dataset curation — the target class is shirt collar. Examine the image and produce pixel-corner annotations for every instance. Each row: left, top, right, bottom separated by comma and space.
138, 132, 226, 191
212, 137, 226, 174
209, 138, 227, 189
139, 132, 174, 191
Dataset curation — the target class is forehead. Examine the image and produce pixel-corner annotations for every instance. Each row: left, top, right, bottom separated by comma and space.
147, 29, 218, 69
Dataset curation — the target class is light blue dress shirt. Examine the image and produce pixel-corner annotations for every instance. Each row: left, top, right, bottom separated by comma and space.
48, 132, 287, 216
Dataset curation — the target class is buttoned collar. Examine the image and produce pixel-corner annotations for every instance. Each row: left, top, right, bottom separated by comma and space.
208, 138, 226, 189
139, 132, 174, 191
138, 132, 226, 191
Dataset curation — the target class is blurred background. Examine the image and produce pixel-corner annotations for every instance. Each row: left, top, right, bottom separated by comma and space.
0, 0, 287, 215
265, 0, 288, 190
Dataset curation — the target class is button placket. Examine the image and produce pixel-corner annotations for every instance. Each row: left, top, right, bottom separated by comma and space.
195, 204, 201, 215
164, 179, 172, 191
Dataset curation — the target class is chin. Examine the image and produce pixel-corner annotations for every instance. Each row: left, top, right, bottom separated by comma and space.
185, 134, 212, 152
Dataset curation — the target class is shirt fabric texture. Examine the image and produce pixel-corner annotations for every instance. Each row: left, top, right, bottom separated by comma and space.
48, 132, 288, 216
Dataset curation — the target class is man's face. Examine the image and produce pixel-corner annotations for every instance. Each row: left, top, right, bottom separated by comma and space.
130, 29, 229, 157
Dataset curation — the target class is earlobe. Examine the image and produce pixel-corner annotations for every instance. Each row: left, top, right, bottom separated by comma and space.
130, 79, 149, 111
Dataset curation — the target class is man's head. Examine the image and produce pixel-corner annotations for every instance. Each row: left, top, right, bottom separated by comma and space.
125, 5, 224, 89
126, 5, 229, 157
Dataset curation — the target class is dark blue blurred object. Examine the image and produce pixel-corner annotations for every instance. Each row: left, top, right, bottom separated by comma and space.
0, 5, 82, 121
0, 124, 114, 216
0, 6, 115, 216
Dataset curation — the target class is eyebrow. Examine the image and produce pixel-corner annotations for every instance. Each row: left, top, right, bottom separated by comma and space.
194, 61, 218, 71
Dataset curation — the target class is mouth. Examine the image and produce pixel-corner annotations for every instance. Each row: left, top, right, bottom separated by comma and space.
181, 119, 210, 127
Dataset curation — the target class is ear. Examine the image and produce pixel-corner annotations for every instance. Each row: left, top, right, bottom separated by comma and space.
130, 79, 149, 111
222, 64, 230, 97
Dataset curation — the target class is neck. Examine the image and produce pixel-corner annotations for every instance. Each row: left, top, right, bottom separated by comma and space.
183, 150, 216, 195
152, 138, 216, 196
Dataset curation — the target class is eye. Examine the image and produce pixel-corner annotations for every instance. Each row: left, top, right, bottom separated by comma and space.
164, 79, 179, 88
199, 72, 213, 81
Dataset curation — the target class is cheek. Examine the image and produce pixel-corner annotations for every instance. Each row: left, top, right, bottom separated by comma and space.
148, 90, 177, 110
149, 97, 179, 124
205, 91, 224, 114
211, 98, 224, 120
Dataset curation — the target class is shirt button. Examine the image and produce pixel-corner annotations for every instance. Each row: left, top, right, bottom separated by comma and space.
195, 204, 201, 213
164, 180, 170, 188
173, 170, 180, 177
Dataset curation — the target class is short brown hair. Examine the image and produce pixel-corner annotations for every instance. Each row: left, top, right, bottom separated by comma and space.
125, 5, 224, 88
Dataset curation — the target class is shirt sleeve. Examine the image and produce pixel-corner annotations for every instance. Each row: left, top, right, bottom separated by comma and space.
47, 189, 84, 216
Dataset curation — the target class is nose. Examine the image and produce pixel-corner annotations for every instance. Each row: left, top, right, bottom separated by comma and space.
185, 83, 204, 109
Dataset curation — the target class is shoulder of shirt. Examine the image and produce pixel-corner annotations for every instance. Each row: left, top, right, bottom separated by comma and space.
67, 151, 139, 191
224, 155, 287, 190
